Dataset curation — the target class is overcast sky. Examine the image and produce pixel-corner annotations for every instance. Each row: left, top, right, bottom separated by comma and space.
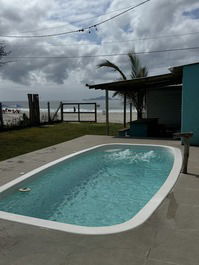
0, 0, 199, 101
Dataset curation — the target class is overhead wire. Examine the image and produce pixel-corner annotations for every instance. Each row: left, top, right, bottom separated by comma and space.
0, 0, 150, 38
4, 30, 199, 48
4, 46, 199, 60
18, 1, 148, 34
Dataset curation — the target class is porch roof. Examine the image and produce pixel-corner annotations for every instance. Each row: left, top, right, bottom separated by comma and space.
86, 72, 182, 91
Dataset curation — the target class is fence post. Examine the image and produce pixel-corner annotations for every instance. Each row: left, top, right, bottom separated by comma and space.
78, 104, 80, 122
28, 94, 40, 125
0, 102, 3, 130
95, 103, 97, 123
28, 94, 33, 125
173, 132, 193, 174
60, 102, 63, 121
181, 135, 192, 174
47, 102, 51, 123
33, 94, 40, 125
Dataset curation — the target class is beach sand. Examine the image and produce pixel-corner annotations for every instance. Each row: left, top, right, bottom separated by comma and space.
62, 112, 137, 123
2, 111, 137, 125
2, 113, 24, 126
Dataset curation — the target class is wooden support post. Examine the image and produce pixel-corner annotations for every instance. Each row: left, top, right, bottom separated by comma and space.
130, 103, 133, 123
78, 104, 80, 122
0, 102, 4, 129
47, 102, 51, 123
182, 137, 190, 174
60, 102, 63, 122
123, 93, 127, 128
105, 90, 109, 135
33, 94, 40, 125
28, 94, 40, 125
95, 103, 97, 123
173, 132, 193, 174
28, 94, 33, 125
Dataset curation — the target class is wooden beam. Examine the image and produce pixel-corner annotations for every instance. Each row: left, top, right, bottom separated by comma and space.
52, 103, 61, 121
105, 90, 109, 135
87, 73, 182, 91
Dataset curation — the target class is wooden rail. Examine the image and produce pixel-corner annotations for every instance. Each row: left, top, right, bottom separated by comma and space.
51, 102, 62, 121
61, 103, 97, 122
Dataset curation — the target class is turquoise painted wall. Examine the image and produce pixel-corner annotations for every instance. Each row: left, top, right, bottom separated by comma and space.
182, 64, 199, 145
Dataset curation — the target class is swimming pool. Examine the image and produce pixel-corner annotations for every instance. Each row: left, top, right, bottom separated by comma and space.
0, 144, 182, 234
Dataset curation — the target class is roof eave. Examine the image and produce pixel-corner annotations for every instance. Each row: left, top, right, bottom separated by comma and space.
86, 73, 182, 91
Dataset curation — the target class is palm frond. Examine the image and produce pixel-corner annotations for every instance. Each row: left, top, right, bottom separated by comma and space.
128, 50, 148, 79
128, 50, 140, 78
112, 91, 123, 97
140, 67, 148, 77
97, 59, 127, 80
96, 48, 148, 118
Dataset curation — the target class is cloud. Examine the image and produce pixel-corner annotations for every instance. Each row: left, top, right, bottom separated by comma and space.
0, 0, 199, 100
183, 8, 199, 20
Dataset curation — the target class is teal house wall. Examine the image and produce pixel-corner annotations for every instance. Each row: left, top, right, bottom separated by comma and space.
182, 63, 199, 145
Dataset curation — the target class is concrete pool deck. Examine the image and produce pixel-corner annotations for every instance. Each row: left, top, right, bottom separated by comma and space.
0, 135, 199, 265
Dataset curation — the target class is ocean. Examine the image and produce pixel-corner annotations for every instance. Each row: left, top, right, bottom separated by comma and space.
2, 99, 136, 113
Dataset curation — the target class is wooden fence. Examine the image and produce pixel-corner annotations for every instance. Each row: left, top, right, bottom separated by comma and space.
0, 99, 98, 131
60, 102, 97, 122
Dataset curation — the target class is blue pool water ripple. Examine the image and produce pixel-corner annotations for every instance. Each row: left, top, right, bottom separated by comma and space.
0, 145, 174, 227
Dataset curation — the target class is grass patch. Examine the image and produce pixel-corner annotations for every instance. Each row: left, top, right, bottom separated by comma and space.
0, 122, 122, 161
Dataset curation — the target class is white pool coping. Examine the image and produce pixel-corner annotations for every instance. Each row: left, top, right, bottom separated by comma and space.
0, 143, 182, 235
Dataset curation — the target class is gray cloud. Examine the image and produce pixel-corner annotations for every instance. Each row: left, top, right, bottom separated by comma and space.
0, 0, 199, 100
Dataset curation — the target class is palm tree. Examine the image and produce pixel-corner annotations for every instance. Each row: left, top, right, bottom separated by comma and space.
97, 49, 148, 119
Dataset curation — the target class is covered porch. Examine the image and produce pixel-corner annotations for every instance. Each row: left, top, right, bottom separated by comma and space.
86, 69, 182, 137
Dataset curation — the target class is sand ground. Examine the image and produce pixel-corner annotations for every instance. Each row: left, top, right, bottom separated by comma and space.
3, 111, 137, 125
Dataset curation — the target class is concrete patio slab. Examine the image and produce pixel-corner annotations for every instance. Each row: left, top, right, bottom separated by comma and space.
0, 135, 199, 265
149, 228, 199, 265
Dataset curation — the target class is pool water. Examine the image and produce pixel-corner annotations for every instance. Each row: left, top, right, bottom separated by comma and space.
0, 145, 174, 227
